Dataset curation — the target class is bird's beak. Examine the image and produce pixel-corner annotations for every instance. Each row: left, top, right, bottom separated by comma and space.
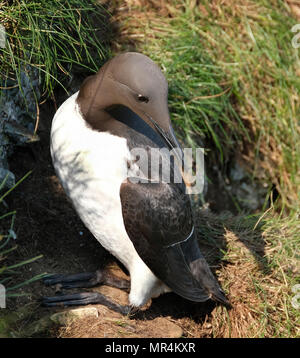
143, 111, 182, 149
152, 120, 176, 146
142, 111, 184, 174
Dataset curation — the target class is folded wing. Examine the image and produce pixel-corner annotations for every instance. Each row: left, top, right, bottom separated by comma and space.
120, 180, 229, 305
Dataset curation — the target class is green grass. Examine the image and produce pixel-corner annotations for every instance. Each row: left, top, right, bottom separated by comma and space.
195, 0, 300, 211
153, 38, 247, 161
0, 0, 109, 97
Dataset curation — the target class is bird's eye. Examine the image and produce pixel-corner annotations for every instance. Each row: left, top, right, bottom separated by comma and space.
137, 94, 149, 103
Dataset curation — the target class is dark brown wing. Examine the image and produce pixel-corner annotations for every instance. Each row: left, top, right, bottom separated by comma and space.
120, 180, 229, 304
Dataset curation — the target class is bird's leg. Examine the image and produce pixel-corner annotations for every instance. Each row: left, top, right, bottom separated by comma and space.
43, 269, 130, 291
41, 292, 132, 315
41, 269, 133, 315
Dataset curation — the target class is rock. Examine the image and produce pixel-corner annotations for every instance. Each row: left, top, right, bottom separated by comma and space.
227, 161, 268, 212
147, 317, 183, 338
229, 162, 247, 182
0, 65, 40, 190
50, 307, 99, 325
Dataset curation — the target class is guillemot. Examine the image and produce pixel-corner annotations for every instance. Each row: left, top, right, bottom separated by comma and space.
42, 52, 229, 312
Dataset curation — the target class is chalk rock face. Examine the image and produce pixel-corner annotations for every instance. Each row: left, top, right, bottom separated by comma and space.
0, 65, 40, 189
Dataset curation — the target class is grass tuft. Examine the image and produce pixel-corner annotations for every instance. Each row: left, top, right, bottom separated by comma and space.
195, 207, 300, 337
0, 0, 109, 97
